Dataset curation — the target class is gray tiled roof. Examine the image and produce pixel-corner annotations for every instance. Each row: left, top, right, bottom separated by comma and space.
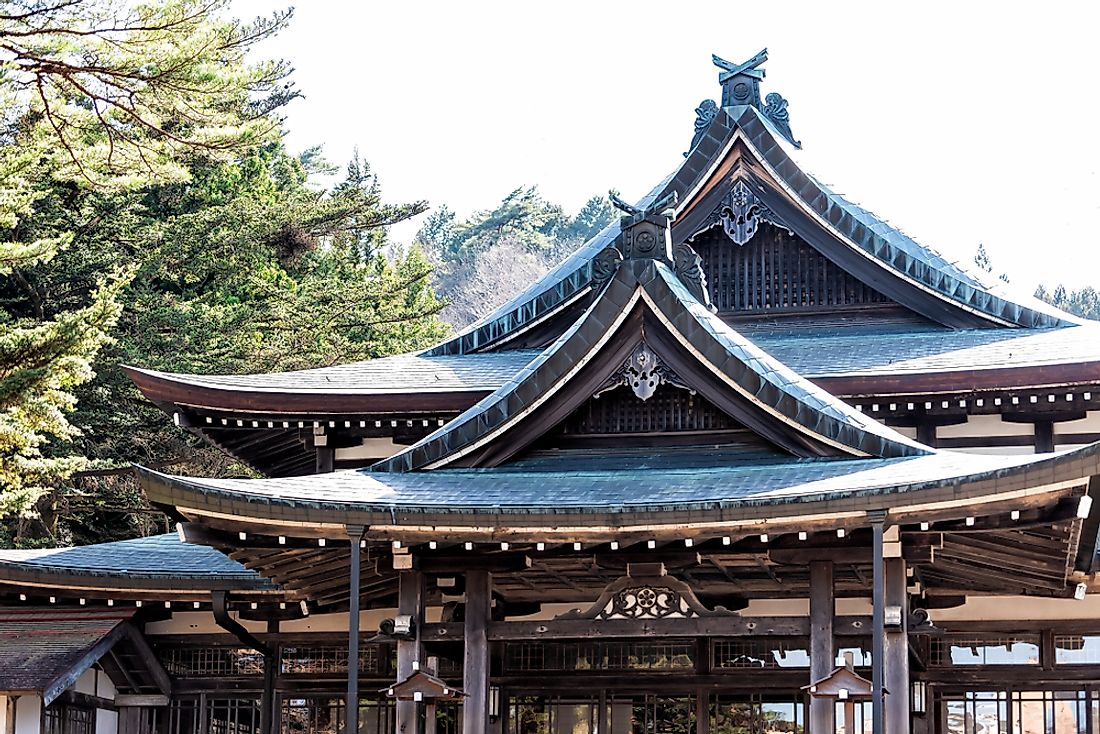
130, 323, 1100, 399
0, 534, 265, 581
131, 351, 539, 394
138, 445, 1095, 516
0, 609, 133, 697
755, 324, 1100, 377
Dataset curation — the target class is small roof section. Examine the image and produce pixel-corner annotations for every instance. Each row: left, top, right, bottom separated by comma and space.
0, 608, 170, 705
0, 534, 281, 595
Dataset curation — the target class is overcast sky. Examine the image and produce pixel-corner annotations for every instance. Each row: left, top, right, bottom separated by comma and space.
233, 1, 1100, 291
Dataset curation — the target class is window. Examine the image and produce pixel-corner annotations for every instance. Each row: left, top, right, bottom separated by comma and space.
281, 645, 383, 675
504, 641, 693, 672
941, 691, 1089, 734
43, 704, 94, 734
712, 695, 805, 734
713, 639, 810, 669
1055, 635, 1100, 665
931, 636, 1040, 666
279, 697, 396, 734
160, 647, 265, 676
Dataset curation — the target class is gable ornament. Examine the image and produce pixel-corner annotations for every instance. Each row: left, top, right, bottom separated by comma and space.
593, 341, 694, 402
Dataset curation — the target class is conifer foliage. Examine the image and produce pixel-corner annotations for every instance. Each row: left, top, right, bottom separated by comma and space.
0, 1, 446, 543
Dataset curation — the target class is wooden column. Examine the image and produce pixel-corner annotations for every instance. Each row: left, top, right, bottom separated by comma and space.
463, 570, 492, 734
915, 421, 937, 448
809, 561, 834, 734
1035, 420, 1055, 453
885, 558, 910, 733
871, 517, 886, 734
316, 445, 335, 473
346, 525, 365, 734
396, 570, 424, 734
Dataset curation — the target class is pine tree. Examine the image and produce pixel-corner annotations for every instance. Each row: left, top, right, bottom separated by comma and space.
0, 0, 295, 518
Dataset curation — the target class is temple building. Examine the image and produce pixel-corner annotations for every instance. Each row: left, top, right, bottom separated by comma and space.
5, 50, 1100, 734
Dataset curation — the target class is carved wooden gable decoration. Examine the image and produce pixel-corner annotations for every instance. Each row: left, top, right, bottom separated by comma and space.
558, 563, 736, 621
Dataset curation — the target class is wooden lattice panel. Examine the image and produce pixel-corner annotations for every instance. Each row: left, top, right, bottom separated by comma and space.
693, 223, 891, 313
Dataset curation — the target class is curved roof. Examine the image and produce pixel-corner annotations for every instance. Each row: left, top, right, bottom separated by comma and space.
134, 442, 1100, 538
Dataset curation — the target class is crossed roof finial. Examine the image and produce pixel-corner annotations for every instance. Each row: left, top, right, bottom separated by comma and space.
712, 48, 768, 109
609, 190, 678, 222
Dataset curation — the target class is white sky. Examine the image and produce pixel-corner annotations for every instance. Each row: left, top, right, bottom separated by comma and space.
233, 1, 1100, 290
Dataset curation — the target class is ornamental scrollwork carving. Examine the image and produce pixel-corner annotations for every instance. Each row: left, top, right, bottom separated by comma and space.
689, 180, 791, 247
557, 569, 735, 621
722, 180, 764, 245
672, 242, 713, 310
684, 99, 719, 157
601, 585, 694, 619
593, 342, 693, 401
762, 92, 801, 149
592, 246, 623, 284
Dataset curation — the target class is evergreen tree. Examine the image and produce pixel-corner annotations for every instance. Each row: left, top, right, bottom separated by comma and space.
0, 0, 296, 518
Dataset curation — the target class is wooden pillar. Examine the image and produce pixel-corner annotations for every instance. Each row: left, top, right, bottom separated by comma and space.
316, 445, 335, 473
885, 558, 910, 733
463, 571, 491, 734
694, 691, 709, 734
809, 561, 834, 734
915, 421, 937, 448
260, 648, 278, 734
424, 658, 440, 734
1035, 420, 1055, 453
347, 525, 365, 734
396, 571, 424, 734
871, 517, 886, 734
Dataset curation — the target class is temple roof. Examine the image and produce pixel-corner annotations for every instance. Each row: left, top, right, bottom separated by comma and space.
123, 55, 1091, 435
127, 323, 1100, 413
136, 442, 1100, 535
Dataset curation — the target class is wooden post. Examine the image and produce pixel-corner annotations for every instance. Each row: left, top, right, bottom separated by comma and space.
871, 516, 886, 734
347, 525, 365, 734
260, 648, 278, 734
396, 570, 424, 734
809, 561, 834, 734
915, 421, 937, 448
885, 558, 910, 733
316, 445, 335, 473
463, 570, 491, 734
424, 658, 440, 734
695, 690, 709, 734
1035, 420, 1055, 453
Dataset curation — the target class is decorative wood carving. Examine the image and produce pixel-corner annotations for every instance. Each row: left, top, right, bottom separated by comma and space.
557, 564, 735, 620
762, 92, 801, 149
698, 180, 789, 247
672, 242, 713, 309
684, 99, 719, 156
593, 342, 693, 402
592, 246, 623, 284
